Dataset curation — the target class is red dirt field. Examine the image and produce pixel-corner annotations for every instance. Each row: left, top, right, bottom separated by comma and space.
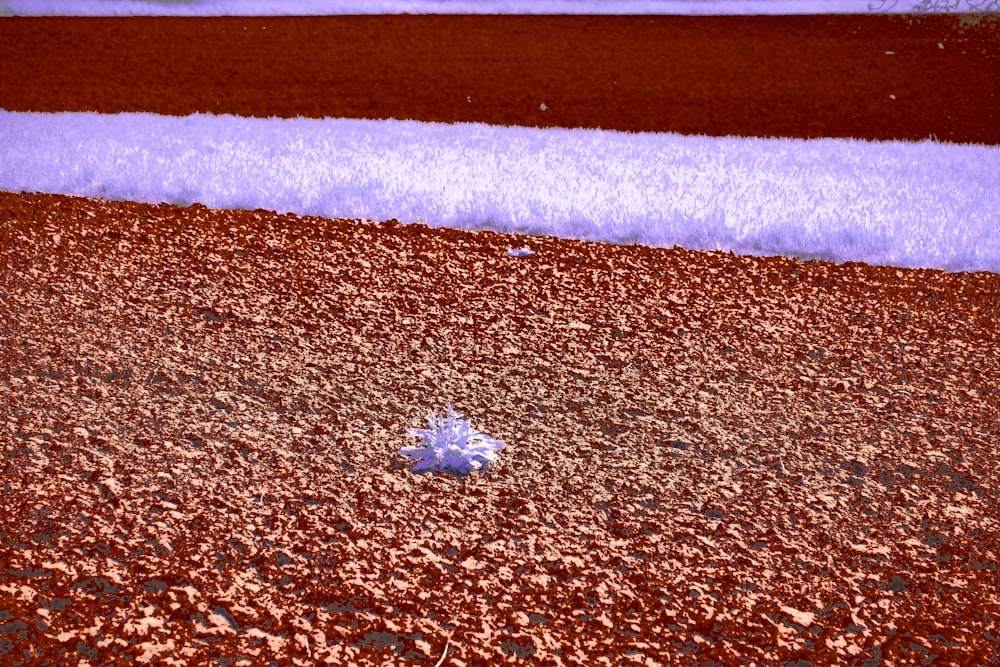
1, 13, 998, 144
2, 13, 999, 667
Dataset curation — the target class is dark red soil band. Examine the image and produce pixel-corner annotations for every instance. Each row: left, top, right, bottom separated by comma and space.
1, 13, 997, 144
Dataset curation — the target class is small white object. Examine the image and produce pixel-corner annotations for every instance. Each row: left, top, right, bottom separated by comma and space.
539, 102, 548, 111
398, 405, 506, 476
507, 247, 534, 257
889, 94, 896, 100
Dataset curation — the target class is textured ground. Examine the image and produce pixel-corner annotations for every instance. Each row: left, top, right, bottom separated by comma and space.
3, 191, 999, 665
2, 12, 999, 667
1, 13, 998, 144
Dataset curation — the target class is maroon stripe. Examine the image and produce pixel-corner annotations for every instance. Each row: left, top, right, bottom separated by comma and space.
1, 13, 997, 143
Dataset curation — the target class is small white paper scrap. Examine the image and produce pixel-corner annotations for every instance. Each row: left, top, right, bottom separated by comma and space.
507, 247, 535, 257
